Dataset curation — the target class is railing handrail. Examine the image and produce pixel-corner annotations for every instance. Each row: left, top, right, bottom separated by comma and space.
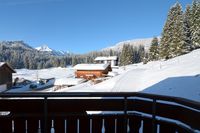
0, 92, 200, 132
1, 92, 200, 110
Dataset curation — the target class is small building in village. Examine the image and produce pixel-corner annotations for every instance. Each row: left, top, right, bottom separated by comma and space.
73, 63, 111, 80
0, 62, 16, 91
95, 56, 118, 67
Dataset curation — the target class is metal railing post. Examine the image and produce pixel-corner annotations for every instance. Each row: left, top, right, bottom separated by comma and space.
124, 96, 128, 133
152, 98, 156, 133
44, 96, 48, 133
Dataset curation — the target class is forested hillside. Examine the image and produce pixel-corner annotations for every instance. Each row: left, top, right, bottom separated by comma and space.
0, 41, 120, 69
0, 41, 71, 69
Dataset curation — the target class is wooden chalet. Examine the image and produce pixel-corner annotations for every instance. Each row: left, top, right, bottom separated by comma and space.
0, 62, 16, 91
73, 63, 111, 80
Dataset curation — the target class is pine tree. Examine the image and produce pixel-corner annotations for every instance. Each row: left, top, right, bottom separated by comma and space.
37, 62, 44, 69
160, 2, 190, 59
120, 44, 127, 66
109, 49, 114, 56
126, 45, 134, 64
138, 45, 145, 62
160, 5, 174, 59
120, 44, 133, 66
183, 5, 193, 51
149, 37, 159, 61
170, 3, 188, 57
72, 56, 78, 66
132, 47, 138, 63
190, 0, 200, 49
23, 56, 30, 69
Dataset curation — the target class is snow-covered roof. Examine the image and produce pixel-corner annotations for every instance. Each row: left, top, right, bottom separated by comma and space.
0, 62, 16, 73
73, 63, 110, 70
54, 78, 86, 86
0, 62, 5, 67
95, 56, 118, 61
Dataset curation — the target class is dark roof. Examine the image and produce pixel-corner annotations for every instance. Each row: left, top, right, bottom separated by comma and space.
0, 62, 16, 73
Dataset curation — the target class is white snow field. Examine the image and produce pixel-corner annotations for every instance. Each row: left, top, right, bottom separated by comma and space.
10, 67, 75, 92
14, 67, 74, 81
60, 49, 200, 102
13, 49, 200, 101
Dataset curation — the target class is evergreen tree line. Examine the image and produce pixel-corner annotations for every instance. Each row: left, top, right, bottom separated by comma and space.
149, 0, 200, 61
0, 44, 71, 69
119, 44, 146, 66
72, 49, 120, 66
0, 41, 144, 69
0, 41, 120, 69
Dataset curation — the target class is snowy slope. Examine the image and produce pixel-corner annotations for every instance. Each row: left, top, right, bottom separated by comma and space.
61, 49, 200, 101
102, 37, 159, 51
12, 49, 200, 101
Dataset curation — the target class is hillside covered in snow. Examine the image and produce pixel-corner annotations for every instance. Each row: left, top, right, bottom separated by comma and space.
12, 49, 200, 101
60, 49, 200, 102
102, 37, 159, 51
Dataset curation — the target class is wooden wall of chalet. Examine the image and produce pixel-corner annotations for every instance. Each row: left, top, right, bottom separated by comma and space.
75, 68, 109, 80
0, 66, 13, 89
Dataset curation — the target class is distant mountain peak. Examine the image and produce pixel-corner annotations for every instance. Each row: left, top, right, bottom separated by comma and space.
35, 45, 71, 56
35, 45, 53, 52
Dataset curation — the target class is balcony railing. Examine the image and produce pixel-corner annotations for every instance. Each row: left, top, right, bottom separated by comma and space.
0, 92, 200, 133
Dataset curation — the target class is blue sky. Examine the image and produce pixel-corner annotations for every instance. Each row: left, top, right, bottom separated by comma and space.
0, 0, 192, 53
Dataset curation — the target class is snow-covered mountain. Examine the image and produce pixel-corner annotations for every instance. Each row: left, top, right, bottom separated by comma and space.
35, 45, 70, 56
102, 37, 159, 51
0, 41, 33, 50
35, 45, 53, 52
